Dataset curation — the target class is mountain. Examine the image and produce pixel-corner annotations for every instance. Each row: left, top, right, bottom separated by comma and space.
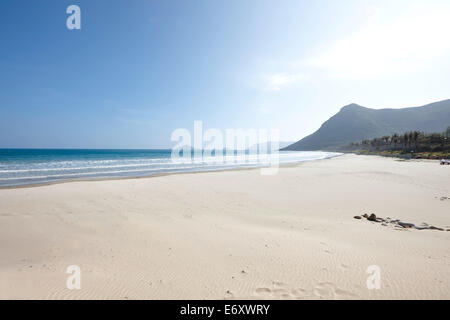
282, 99, 450, 151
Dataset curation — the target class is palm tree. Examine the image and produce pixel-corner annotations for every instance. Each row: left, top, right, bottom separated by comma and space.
413, 131, 419, 152
403, 133, 408, 150
391, 133, 398, 147
408, 132, 413, 149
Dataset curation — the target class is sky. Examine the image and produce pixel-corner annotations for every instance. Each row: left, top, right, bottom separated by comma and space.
0, 0, 449, 148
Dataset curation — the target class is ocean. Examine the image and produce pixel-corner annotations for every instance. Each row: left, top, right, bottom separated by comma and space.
0, 149, 340, 187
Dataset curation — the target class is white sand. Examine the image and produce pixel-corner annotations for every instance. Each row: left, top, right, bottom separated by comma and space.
0, 154, 449, 299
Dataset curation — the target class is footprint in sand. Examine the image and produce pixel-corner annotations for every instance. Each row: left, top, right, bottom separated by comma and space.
253, 280, 359, 300
254, 282, 309, 299
290, 288, 309, 298
313, 282, 358, 299
255, 287, 272, 297
254, 287, 295, 299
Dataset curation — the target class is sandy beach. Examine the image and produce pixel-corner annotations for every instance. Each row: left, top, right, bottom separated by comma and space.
0, 154, 449, 300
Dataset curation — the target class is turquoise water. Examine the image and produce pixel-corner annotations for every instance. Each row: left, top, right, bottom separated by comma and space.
0, 149, 340, 187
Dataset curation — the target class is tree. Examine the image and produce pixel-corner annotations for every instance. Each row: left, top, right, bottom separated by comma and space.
391, 133, 398, 147
403, 133, 408, 149
413, 131, 419, 151
350, 129, 448, 156
408, 132, 413, 149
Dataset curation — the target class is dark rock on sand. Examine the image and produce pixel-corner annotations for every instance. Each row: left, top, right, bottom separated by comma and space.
398, 221, 415, 228
429, 226, 444, 231
356, 213, 446, 232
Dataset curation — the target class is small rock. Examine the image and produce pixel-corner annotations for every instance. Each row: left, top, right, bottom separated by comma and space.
398, 221, 415, 228
362, 214, 369, 218
367, 214, 377, 222
354, 216, 362, 220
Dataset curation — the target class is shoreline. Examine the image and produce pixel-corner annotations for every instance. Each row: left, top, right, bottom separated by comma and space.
0, 153, 343, 190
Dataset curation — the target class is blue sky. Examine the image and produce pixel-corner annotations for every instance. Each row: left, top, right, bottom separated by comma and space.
1, 0, 449, 148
